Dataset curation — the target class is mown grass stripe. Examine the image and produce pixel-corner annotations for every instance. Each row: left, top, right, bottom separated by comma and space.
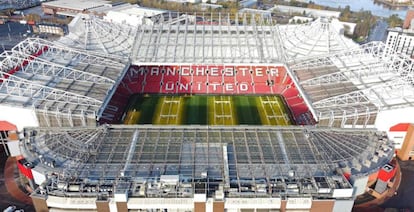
123, 94, 292, 126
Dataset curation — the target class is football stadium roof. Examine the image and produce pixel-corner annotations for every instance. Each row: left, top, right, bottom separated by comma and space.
279, 17, 357, 60
1, 13, 414, 129
290, 41, 414, 127
59, 14, 357, 64
22, 125, 392, 199
58, 15, 136, 58
0, 38, 128, 127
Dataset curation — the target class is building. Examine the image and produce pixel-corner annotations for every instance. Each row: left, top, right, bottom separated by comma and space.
385, 10, 414, 58
240, 0, 257, 8
1, 0, 40, 10
0, 121, 17, 156
397, 124, 414, 160
383, 0, 410, 4
1, 13, 414, 211
374, 164, 397, 194
103, 5, 168, 26
238, 8, 272, 18
199, 3, 223, 11
385, 28, 414, 58
42, 1, 168, 24
289, 16, 313, 24
166, 0, 201, 3
42, 0, 111, 16
271, 5, 341, 18
403, 10, 414, 29
41, 0, 128, 17
32, 24, 67, 36
388, 123, 410, 150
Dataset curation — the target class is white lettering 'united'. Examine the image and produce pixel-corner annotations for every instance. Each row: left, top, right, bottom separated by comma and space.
162, 82, 250, 92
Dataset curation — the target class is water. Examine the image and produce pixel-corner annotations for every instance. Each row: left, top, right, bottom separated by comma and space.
309, 0, 410, 18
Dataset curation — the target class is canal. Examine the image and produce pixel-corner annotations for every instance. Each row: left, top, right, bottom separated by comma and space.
309, 0, 410, 18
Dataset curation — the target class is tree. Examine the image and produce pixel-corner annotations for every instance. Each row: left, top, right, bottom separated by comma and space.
25, 13, 41, 22
387, 14, 403, 28
339, 5, 351, 22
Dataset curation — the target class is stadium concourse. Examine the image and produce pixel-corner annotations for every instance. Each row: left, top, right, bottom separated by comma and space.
0, 12, 411, 211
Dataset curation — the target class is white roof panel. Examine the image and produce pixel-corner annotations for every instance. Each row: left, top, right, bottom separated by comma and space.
42, 0, 112, 11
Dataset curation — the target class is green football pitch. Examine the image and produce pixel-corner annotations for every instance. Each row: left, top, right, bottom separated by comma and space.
122, 94, 292, 126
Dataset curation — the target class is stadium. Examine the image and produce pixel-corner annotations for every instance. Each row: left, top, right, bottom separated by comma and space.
0, 13, 411, 211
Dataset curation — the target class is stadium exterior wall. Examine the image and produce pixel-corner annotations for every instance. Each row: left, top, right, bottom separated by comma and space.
0, 105, 38, 131
332, 200, 354, 212
33, 196, 343, 211
350, 175, 369, 197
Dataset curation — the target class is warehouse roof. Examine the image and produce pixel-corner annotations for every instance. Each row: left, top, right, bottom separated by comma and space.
42, 0, 112, 11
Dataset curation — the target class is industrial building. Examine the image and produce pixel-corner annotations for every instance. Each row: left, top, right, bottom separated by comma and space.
397, 124, 414, 161
41, 0, 112, 16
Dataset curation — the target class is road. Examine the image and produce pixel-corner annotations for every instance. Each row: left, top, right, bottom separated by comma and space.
0, 148, 34, 211
21, 5, 52, 18
381, 159, 414, 210
0, 22, 30, 53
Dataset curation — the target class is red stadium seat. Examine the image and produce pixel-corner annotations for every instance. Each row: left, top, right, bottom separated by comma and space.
235, 66, 253, 84
207, 65, 224, 85
236, 82, 252, 94
283, 75, 292, 85
222, 66, 236, 76
295, 111, 312, 125
283, 87, 299, 98
191, 65, 208, 89
100, 93, 129, 124
251, 66, 269, 84
126, 81, 143, 93
161, 81, 179, 94
271, 85, 284, 94
191, 81, 208, 94
2, 47, 47, 82
290, 103, 309, 118
122, 66, 146, 84
222, 74, 236, 84
209, 82, 224, 94
274, 66, 287, 84
116, 84, 133, 96
110, 93, 128, 103
254, 82, 272, 94
143, 81, 162, 93
221, 82, 239, 95
145, 66, 163, 82
192, 75, 207, 83
286, 96, 304, 106
162, 66, 181, 82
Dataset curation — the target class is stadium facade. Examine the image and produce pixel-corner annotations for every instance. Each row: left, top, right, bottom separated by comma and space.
0, 13, 411, 211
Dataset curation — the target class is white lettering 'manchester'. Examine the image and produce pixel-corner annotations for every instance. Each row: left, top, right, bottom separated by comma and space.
128, 65, 281, 78
125, 65, 284, 93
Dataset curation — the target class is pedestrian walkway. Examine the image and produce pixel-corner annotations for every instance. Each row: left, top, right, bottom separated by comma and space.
4, 157, 33, 205
353, 158, 403, 211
